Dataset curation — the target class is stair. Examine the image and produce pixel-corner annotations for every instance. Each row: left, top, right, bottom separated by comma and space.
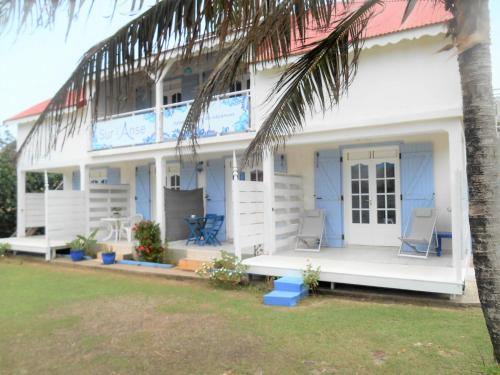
177, 258, 211, 272
264, 276, 309, 307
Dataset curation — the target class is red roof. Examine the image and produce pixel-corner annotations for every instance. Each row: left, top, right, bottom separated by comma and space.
6, 2, 451, 123
4, 91, 86, 123
290, 1, 451, 53
5, 99, 52, 122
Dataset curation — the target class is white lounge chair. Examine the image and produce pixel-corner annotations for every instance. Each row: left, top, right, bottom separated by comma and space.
398, 208, 438, 258
120, 214, 144, 242
295, 209, 325, 252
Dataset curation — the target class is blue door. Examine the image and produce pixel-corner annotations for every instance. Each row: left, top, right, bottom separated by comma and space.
400, 143, 435, 231
136, 165, 151, 220
180, 162, 198, 190
107, 168, 121, 185
315, 150, 343, 247
274, 153, 288, 173
205, 158, 226, 241
72, 171, 81, 190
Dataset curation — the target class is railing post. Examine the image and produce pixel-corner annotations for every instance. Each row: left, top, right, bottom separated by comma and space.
263, 150, 276, 255
155, 80, 164, 143
155, 156, 166, 242
16, 168, 26, 237
232, 151, 241, 259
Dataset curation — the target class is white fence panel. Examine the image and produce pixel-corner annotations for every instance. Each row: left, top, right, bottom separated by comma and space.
25, 193, 45, 227
88, 184, 130, 238
274, 174, 303, 252
46, 191, 86, 240
233, 179, 265, 257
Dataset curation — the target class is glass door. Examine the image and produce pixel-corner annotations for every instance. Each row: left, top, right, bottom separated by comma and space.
345, 149, 401, 246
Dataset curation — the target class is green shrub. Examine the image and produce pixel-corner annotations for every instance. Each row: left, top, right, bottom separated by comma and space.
134, 220, 166, 263
196, 251, 248, 288
303, 261, 321, 295
0, 243, 11, 257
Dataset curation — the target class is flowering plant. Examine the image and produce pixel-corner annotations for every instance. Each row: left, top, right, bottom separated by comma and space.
196, 251, 248, 288
133, 220, 166, 263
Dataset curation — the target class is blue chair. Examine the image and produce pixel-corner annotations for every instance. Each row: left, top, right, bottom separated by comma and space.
184, 216, 204, 245
200, 215, 224, 246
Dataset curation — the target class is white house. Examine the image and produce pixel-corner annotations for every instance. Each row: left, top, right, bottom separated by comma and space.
2, 3, 472, 297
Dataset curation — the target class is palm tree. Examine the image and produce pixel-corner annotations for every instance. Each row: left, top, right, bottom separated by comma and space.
2, 0, 499, 362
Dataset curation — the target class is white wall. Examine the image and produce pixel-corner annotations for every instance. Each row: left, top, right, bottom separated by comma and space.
252, 34, 462, 132
284, 132, 452, 238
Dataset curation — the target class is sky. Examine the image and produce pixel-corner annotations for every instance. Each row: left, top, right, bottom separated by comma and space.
0, 1, 499, 140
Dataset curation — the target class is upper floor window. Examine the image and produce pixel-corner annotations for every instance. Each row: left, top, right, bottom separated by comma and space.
230, 81, 242, 92
171, 93, 182, 104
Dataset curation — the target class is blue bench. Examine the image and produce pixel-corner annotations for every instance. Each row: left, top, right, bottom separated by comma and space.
436, 232, 452, 257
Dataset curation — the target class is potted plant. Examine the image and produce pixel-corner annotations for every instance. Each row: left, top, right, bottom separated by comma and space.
68, 238, 85, 261
101, 247, 116, 265
68, 230, 99, 262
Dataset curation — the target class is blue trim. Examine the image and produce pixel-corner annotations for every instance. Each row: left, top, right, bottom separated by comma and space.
117, 260, 174, 269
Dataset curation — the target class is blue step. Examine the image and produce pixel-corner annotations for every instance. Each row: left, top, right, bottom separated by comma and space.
264, 290, 303, 307
274, 276, 307, 293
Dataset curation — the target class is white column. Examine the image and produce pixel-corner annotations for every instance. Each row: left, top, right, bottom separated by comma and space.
155, 80, 164, 143
232, 151, 241, 259
263, 151, 276, 254
63, 170, 73, 191
448, 126, 465, 283
79, 164, 88, 191
16, 168, 26, 237
155, 156, 166, 242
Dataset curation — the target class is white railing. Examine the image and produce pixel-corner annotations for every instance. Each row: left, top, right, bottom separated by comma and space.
46, 191, 86, 240
274, 174, 303, 252
88, 184, 130, 238
25, 193, 45, 228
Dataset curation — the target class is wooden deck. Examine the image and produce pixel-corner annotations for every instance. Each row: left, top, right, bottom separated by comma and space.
0, 236, 70, 260
167, 240, 234, 262
243, 246, 464, 295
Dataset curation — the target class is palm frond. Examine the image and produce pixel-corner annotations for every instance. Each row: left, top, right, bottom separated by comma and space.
243, 0, 381, 164
11, 0, 352, 159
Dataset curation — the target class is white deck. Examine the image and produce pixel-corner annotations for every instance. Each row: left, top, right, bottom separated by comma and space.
0, 236, 70, 260
243, 246, 463, 295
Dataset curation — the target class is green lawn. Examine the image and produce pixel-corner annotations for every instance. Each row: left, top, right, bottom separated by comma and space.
0, 260, 496, 375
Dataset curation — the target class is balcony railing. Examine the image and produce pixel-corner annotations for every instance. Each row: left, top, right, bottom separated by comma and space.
91, 90, 251, 151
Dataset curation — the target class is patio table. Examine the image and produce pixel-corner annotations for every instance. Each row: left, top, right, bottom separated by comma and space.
184, 216, 206, 245
101, 217, 128, 242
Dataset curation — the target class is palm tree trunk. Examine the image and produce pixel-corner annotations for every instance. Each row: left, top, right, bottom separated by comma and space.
458, 0, 500, 362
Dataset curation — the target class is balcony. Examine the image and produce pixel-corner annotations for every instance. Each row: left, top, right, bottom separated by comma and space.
91, 90, 251, 151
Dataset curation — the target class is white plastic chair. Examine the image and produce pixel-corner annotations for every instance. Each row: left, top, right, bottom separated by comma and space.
295, 209, 325, 252
398, 208, 438, 258
120, 214, 143, 242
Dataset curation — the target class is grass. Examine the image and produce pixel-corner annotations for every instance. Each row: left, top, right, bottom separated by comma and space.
0, 259, 497, 375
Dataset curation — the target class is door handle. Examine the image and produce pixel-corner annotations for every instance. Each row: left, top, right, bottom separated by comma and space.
316, 197, 322, 200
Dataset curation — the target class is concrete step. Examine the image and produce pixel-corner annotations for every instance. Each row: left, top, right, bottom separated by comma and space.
264, 290, 303, 307
184, 248, 221, 261
274, 276, 307, 293
177, 258, 211, 272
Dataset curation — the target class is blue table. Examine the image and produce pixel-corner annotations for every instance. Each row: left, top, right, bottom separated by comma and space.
184, 216, 205, 245
437, 232, 452, 257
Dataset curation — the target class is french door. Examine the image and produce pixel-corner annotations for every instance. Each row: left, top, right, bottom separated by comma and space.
345, 148, 401, 246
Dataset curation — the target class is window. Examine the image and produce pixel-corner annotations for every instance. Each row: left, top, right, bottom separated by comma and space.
250, 169, 263, 182
230, 81, 242, 92
351, 163, 369, 224
171, 92, 182, 104
376, 162, 396, 224
90, 168, 108, 185
169, 174, 180, 190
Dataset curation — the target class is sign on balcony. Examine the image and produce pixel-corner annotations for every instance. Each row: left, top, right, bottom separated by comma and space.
92, 111, 156, 150
163, 94, 250, 141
